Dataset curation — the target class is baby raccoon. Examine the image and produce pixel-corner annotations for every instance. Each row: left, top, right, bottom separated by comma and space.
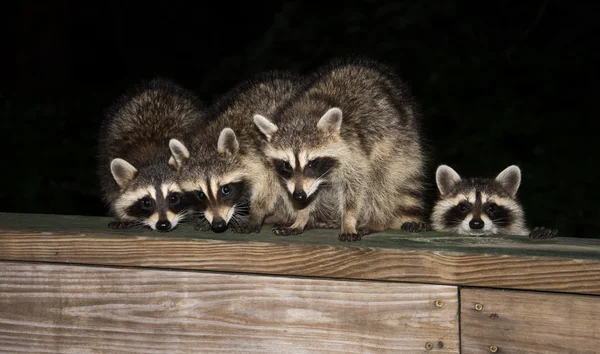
97, 78, 207, 231
177, 71, 301, 233
253, 58, 427, 241
431, 164, 558, 239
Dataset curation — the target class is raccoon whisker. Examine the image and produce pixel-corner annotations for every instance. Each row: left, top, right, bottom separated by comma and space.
315, 166, 335, 182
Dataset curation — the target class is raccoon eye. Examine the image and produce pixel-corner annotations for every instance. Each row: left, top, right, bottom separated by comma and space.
307, 159, 317, 168
168, 193, 180, 205
196, 191, 207, 200
140, 197, 154, 211
486, 203, 498, 213
280, 161, 292, 172
458, 202, 469, 213
221, 185, 231, 195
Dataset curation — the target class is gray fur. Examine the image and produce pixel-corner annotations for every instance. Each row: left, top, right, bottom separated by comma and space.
97, 78, 207, 229
256, 58, 427, 240
431, 164, 530, 236
178, 71, 302, 233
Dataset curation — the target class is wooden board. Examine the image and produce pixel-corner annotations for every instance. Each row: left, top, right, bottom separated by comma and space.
460, 288, 600, 354
1, 213, 600, 295
0, 261, 458, 354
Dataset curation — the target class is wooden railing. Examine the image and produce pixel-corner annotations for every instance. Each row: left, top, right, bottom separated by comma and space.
0, 212, 599, 353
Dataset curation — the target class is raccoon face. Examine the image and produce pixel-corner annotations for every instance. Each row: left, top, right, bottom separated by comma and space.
269, 152, 338, 208
433, 165, 523, 236
185, 177, 250, 233
180, 128, 251, 233
110, 158, 195, 231
254, 108, 342, 208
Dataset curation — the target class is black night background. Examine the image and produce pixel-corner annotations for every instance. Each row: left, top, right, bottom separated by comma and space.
4, 1, 598, 238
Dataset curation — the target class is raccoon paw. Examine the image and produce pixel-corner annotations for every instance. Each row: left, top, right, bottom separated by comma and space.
272, 225, 303, 236
400, 221, 432, 233
108, 221, 137, 230
193, 220, 212, 232
528, 227, 558, 240
338, 233, 362, 242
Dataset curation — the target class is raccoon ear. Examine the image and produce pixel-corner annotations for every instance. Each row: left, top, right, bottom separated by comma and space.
253, 114, 278, 142
168, 139, 190, 170
496, 165, 521, 197
317, 107, 343, 136
110, 158, 138, 189
436, 165, 461, 196
217, 128, 239, 155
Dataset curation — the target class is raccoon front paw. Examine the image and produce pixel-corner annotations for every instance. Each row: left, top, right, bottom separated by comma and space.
400, 221, 432, 233
193, 219, 211, 232
272, 224, 303, 236
108, 220, 137, 230
338, 233, 362, 242
529, 227, 558, 240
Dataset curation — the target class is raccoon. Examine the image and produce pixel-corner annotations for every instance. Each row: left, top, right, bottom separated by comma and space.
253, 58, 427, 242
97, 78, 207, 231
431, 164, 558, 239
177, 71, 301, 233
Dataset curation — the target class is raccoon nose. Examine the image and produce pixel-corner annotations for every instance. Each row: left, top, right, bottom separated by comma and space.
211, 218, 228, 233
469, 219, 484, 229
156, 220, 172, 231
293, 190, 307, 201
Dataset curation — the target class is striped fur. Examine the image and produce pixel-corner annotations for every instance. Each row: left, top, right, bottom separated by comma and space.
97, 78, 207, 231
254, 58, 427, 241
177, 71, 302, 233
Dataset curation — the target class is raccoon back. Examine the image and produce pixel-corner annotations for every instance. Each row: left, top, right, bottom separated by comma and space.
97, 78, 207, 200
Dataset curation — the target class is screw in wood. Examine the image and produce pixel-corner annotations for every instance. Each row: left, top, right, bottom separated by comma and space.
437, 341, 444, 348
425, 342, 433, 350
489, 345, 498, 352
435, 300, 444, 307
475, 303, 483, 311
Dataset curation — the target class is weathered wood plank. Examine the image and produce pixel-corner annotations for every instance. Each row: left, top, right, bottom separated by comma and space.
1, 212, 598, 258
460, 288, 600, 354
1, 212, 600, 295
0, 261, 458, 354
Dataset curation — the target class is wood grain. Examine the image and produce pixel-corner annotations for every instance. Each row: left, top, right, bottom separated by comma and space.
0, 261, 458, 354
1, 212, 600, 295
1, 231, 600, 295
461, 288, 600, 354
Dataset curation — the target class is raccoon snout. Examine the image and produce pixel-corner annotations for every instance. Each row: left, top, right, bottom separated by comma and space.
469, 219, 484, 230
156, 220, 172, 231
211, 217, 228, 233
293, 190, 307, 202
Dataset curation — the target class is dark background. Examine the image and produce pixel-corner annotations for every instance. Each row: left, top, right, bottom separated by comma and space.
4, 1, 598, 237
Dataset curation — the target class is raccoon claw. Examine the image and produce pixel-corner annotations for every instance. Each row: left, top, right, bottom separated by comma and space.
108, 221, 137, 230
529, 227, 558, 240
401, 221, 432, 233
338, 233, 362, 242
272, 225, 303, 236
